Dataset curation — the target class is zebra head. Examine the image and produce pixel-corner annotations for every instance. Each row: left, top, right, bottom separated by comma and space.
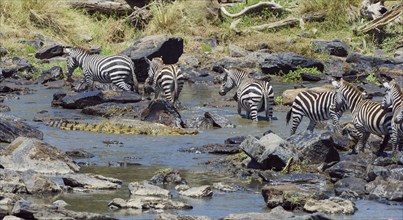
381, 81, 393, 110
145, 57, 164, 80
331, 79, 345, 107
65, 48, 88, 78
219, 68, 235, 96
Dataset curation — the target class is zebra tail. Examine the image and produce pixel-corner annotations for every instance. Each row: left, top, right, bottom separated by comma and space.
263, 84, 269, 119
286, 108, 292, 125
174, 67, 179, 102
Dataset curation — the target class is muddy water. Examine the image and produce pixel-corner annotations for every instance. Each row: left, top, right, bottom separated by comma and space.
3, 81, 403, 220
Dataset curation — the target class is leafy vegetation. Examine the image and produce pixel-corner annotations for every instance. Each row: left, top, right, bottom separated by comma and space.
283, 67, 322, 83
275, 96, 283, 105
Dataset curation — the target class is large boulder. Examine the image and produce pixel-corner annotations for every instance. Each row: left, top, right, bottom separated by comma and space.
140, 99, 184, 128
325, 161, 367, 182
261, 183, 328, 210
259, 52, 324, 75
287, 131, 340, 164
0, 170, 27, 194
239, 134, 297, 171
312, 39, 349, 57
120, 35, 183, 82
334, 177, 367, 199
21, 171, 62, 194
0, 137, 80, 174
366, 177, 403, 202
35, 44, 64, 59
149, 169, 187, 185
40, 66, 64, 84
187, 112, 235, 129
129, 181, 170, 198
0, 117, 43, 143
176, 185, 213, 198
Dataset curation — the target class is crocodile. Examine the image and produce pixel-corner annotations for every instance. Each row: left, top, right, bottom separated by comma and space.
46, 118, 198, 136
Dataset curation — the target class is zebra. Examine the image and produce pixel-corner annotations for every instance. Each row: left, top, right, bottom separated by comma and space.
65, 48, 138, 92
396, 108, 403, 124
144, 57, 184, 104
219, 67, 274, 121
381, 79, 403, 151
332, 78, 393, 155
286, 90, 347, 135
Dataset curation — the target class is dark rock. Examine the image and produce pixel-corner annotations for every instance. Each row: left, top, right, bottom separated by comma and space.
179, 55, 201, 68
62, 173, 122, 190
120, 35, 183, 82
287, 131, 340, 164
102, 91, 142, 103
187, 112, 235, 129
211, 57, 256, 71
325, 161, 367, 181
261, 173, 327, 189
261, 183, 328, 210
40, 66, 63, 84
389, 168, 403, 181
366, 165, 391, 181
35, 44, 64, 59
65, 150, 95, 159
17, 40, 44, 49
259, 52, 324, 75
312, 39, 349, 57
179, 143, 241, 154
224, 136, 246, 145
239, 134, 297, 171
324, 57, 345, 78
300, 72, 322, 82
229, 44, 249, 57
366, 177, 403, 202
140, 99, 184, 128
60, 90, 104, 109
195, 38, 218, 48
51, 91, 67, 106
12, 57, 33, 74
149, 169, 187, 185
0, 48, 8, 57
346, 52, 401, 66
44, 79, 68, 89
0, 117, 43, 143
334, 177, 367, 199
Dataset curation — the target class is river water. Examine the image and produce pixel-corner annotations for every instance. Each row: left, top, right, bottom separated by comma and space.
3, 81, 403, 220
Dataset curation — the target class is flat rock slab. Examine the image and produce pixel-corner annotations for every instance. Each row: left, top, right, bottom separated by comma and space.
303, 197, 356, 214
62, 174, 122, 190
108, 196, 192, 210
129, 181, 170, 197
0, 137, 79, 174
177, 185, 213, 198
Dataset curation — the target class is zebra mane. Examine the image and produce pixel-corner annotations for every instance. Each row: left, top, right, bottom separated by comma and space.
74, 47, 92, 54
389, 79, 402, 94
341, 79, 364, 97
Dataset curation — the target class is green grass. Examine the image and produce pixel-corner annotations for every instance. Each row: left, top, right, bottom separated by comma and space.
275, 96, 283, 105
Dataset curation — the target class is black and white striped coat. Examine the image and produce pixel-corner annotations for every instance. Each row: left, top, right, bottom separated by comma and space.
66, 48, 138, 92
286, 90, 347, 135
219, 67, 274, 121
381, 79, 403, 151
332, 79, 393, 155
144, 57, 184, 104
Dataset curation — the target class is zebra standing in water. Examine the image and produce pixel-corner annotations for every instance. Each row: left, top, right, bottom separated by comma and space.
144, 57, 184, 104
219, 67, 274, 121
381, 79, 403, 151
65, 48, 138, 92
286, 90, 347, 135
332, 79, 393, 155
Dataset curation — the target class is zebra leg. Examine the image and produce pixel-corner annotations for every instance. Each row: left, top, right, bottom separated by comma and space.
290, 114, 303, 135
114, 80, 132, 91
354, 132, 370, 154
307, 120, 317, 133
329, 106, 341, 133
390, 126, 399, 152
75, 79, 86, 92
377, 134, 390, 157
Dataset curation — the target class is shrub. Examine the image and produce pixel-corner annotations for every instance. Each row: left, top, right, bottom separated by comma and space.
283, 67, 322, 83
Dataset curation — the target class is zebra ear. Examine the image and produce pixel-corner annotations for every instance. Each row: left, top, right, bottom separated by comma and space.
64, 48, 71, 54
382, 81, 391, 89
331, 80, 340, 88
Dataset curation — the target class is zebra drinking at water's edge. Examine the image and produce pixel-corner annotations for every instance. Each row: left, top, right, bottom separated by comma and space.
144, 57, 184, 105
381, 79, 403, 152
218, 67, 274, 121
65, 48, 138, 93
332, 78, 393, 156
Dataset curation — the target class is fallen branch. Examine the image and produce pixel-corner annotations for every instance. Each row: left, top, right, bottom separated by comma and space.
359, 3, 403, 33
220, 1, 291, 19
69, 0, 133, 16
232, 12, 326, 32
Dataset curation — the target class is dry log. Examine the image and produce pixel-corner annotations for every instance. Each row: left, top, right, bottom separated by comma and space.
220, 1, 291, 19
69, 0, 134, 16
359, 3, 403, 33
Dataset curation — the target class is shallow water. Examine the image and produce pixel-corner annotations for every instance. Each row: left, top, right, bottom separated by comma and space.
3, 81, 403, 219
